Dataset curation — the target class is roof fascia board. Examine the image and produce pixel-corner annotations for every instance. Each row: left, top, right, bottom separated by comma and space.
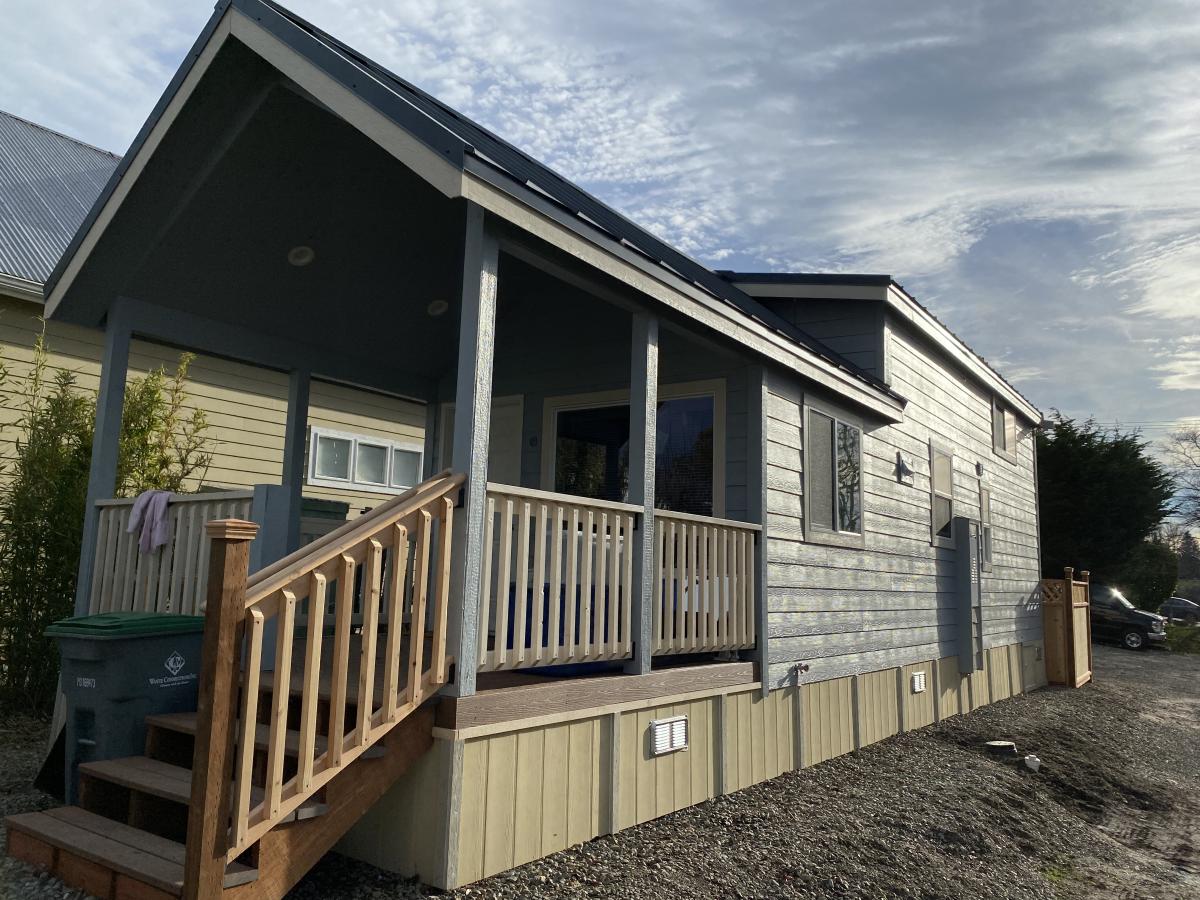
734, 281, 889, 302
44, 5, 235, 319
228, 0, 464, 197
0, 273, 44, 304
462, 166, 904, 422
883, 283, 1040, 423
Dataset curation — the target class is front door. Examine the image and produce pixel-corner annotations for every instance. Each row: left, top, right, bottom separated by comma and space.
438, 395, 524, 484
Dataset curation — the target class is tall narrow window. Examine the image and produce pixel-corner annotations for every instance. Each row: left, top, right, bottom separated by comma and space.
992, 399, 1017, 462
805, 405, 863, 544
930, 443, 954, 544
980, 485, 993, 571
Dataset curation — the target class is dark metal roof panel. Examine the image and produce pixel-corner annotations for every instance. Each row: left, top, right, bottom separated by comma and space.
720, 271, 893, 288
0, 110, 118, 285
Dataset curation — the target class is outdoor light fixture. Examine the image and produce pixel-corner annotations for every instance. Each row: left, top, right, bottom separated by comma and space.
287, 245, 316, 267
426, 299, 449, 317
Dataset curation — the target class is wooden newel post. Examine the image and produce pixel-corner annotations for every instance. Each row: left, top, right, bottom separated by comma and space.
184, 519, 259, 900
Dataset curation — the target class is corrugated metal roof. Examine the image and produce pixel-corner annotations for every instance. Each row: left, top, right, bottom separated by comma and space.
0, 110, 119, 285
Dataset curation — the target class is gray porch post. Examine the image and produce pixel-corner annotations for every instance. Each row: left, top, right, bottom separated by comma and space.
281, 368, 311, 553
625, 312, 658, 675
447, 202, 499, 697
748, 364, 770, 696
74, 307, 133, 615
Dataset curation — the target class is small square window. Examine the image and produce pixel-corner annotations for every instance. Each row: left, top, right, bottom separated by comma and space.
391, 448, 422, 488
355, 443, 389, 485
315, 435, 351, 480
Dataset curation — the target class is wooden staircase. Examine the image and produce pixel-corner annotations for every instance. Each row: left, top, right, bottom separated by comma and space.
6, 472, 463, 900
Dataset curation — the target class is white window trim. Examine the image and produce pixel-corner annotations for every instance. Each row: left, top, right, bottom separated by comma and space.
802, 398, 866, 549
540, 379, 726, 517
307, 426, 425, 494
930, 440, 955, 548
991, 397, 1018, 464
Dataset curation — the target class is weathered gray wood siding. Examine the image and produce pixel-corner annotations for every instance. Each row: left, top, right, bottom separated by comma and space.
765, 317, 1040, 688
758, 298, 884, 379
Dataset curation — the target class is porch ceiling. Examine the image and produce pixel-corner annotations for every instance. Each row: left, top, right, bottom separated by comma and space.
59, 40, 466, 387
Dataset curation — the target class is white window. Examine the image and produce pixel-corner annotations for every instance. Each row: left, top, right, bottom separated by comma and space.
930, 442, 954, 546
308, 427, 424, 494
992, 399, 1018, 462
803, 403, 864, 547
979, 485, 993, 571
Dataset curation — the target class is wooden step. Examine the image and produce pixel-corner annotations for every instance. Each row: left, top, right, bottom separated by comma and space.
5, 806, 257, 897
78, 756, 327, 820
145, 711, 384, 760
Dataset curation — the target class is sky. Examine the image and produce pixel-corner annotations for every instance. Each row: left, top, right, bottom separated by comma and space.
1, 0, 1197, 443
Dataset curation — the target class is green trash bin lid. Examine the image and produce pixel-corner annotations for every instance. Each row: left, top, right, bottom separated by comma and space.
46, 611, 206, 639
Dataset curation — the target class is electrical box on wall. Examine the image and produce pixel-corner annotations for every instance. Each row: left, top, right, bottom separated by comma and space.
953, 515, 984, 672
650, 715, 688, 755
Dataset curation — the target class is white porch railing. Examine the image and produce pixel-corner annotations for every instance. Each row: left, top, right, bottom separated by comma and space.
652, 510, 759, 655
87, 490, 254, 616
477, 484, 639, 671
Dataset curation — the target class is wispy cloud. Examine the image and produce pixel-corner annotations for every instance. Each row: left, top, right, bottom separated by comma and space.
0, 0, 1197, 433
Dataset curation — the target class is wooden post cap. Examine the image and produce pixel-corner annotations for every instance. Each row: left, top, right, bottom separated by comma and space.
206, 519, 260, 541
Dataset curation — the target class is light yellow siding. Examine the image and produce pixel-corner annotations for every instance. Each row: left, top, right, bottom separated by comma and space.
1022, 640, 1048, 690
0, 294, 425, 514
855, 669, 900, 747
935, 655, 965, 718
336, 736, 453, 886
456, 718, 607, 886
619, 698, 716, 829
900, 661, 936, 731
800, 675, 855, 767
427, 641, 1047, 889
721, 688, 796, 795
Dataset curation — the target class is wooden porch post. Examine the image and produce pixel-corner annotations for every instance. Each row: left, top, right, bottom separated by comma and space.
447, 202, 499, 697
183, 519, 259, 900
74, 306, 132, 616
748, 365, 770, 697
625, 312, 658, 675
281, 368, 311, 553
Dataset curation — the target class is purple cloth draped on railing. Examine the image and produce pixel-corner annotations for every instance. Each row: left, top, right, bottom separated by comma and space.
127, 489, 173, 553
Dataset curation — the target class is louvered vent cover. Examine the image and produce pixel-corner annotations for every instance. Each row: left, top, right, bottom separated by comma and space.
911, 671, 927, 694
650, 715, 688, 755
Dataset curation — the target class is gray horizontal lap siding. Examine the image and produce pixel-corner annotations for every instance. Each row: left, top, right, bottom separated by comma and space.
764, 321, 1041, 688
760, 298, 884, 380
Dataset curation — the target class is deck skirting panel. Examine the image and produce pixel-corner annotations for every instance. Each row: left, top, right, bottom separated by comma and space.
338, 641, 1046, 889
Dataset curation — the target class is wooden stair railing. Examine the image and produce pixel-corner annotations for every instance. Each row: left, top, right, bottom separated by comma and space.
184, 471, 464, 899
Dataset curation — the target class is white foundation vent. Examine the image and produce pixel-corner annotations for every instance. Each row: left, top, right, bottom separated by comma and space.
650, 715, 688, 755
911, 671, 927, 694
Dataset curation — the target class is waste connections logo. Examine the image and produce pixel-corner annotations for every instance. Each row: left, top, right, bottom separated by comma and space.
164, 651, 186, 676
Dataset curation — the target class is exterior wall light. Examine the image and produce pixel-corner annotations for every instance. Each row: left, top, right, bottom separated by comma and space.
287, 245, 316, 267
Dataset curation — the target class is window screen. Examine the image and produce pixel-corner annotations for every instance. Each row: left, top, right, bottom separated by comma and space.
836, 422, 862, 533
931, 444, 954, 540
808, 411, 835, 530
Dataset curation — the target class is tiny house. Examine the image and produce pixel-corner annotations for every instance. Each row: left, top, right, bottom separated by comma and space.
4, 2, 1045, 898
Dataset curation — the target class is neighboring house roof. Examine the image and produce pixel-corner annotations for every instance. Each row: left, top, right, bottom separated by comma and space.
720, 271, 1043, 423
0, 110, 119, 293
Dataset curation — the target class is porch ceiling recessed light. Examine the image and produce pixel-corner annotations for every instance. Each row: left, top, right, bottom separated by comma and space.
427, 299, 449, 317
287, 245, 316, 267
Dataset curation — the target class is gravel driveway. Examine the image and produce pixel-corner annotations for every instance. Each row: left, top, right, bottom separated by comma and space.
3, 644, 1198, 899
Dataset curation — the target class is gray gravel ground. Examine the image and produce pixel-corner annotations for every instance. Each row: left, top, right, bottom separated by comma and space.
3, 643, 1198, 899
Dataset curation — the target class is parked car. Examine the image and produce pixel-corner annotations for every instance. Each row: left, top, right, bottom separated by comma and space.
1089, 584, 1167, 650
1159, 596, 1200, 625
